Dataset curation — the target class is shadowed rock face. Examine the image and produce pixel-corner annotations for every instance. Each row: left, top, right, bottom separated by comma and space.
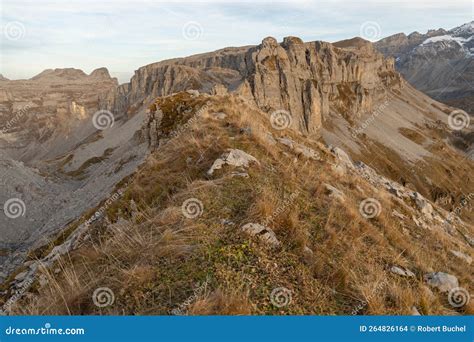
375, 21, 474, 114
108, 36, 401, 135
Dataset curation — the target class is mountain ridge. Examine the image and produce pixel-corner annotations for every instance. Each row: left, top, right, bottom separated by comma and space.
375, 21, 474, 114
0, 34, 472, 316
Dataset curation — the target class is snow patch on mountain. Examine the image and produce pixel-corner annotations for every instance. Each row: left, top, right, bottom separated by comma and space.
421, 35, 471, 47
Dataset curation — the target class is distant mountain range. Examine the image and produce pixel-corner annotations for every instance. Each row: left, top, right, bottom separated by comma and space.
375, 21, 474, 114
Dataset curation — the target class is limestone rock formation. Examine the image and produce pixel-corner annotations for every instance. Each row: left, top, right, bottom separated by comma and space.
241, 223, 280, 247
208, 149, 260, 176
108, 36, 401, 136
424, 272, 459, 292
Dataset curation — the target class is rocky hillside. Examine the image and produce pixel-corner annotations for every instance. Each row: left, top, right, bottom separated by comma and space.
0, 68, 148, 285
0, 67, 118, 160
1, 37, 472, 315
375, 22, 474, 114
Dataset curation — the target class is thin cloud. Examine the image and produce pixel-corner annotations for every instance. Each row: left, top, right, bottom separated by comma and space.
1, 0, 472, 82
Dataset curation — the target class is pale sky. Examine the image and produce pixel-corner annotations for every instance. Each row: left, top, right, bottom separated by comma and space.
1, 0, 473, 83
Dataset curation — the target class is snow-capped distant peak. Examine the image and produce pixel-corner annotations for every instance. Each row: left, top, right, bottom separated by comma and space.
449, 21, 474, 36
421, 34, 471, 47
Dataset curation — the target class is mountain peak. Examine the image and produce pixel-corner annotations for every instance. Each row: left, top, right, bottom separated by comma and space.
333, 37, 373, 49
31, 68, 87, 81
449, 21, 474, 37
90, 67, 112, 79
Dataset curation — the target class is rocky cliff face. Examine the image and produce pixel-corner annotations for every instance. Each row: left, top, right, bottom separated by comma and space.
109, 36, 401, 135
375, 21, 474, 114
0, 68, 146, 283
0, 68, 118, 161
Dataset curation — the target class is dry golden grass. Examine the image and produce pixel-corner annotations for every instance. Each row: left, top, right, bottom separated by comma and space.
12, 93, 473, 316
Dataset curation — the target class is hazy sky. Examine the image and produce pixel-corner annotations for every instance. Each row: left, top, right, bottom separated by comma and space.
1, 0, 473, 83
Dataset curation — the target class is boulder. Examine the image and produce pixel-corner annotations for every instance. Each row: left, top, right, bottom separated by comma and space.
186, 89, 200, 97
424, 272, 459, 292
14, 270, 29, 282
324, 183, 345, 202
210, 84, 228, 96
278, 138, 320, 160
211, 112, 227, 120
241, 223, 280, 247
330, 146, 354, 169
390, 266, 415, 278
207, 149, 259, 176
412, 192, 433, 217
450, 250, 472, 264
392, 210, 407, 220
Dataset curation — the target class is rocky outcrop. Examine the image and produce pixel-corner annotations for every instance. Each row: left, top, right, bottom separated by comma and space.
207, 149, 260, 176
245, 36, 399, 134
424, 272, 459, 292
241, 223, 280, 247
109, 36, 401, 136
